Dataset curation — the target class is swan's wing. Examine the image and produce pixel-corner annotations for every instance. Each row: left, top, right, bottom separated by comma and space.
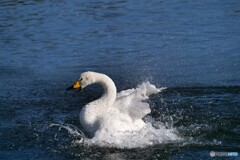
113, 82, 165, 122
116, 88, 135, 98
128, 100, 151, 121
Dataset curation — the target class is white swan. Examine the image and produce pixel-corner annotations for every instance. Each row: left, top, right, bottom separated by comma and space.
67, 71, 162, 138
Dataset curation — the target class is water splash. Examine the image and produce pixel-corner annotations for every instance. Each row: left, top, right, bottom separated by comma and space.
50, 118, 182, 149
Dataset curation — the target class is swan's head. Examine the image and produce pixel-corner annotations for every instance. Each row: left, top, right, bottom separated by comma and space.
66, 71, 96, 91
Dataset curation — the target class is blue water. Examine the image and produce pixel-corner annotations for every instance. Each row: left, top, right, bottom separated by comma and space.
1, 0, 240, 159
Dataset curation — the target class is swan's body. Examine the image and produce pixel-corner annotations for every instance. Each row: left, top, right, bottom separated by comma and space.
68, 71, 161, 138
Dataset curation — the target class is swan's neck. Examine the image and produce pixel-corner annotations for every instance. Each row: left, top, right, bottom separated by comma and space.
96, 73, 117, 107
80, 73, 117, 136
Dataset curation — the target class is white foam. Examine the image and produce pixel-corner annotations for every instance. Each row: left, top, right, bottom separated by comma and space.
50, 118, 182, 149
85, 123, 181, 148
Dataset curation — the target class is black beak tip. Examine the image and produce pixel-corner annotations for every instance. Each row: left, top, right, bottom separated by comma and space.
66, 85, 74, 91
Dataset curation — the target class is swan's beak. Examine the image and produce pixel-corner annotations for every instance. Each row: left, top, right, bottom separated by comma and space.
66, 80, 81, 91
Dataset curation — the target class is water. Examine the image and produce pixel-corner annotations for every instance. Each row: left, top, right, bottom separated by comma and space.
1, 0, 240, 159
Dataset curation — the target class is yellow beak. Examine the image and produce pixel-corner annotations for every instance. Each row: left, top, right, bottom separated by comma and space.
66, 80, 81, 90
73, 80, 81, 89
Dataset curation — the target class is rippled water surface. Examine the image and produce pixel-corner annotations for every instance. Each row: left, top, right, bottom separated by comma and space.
1, 0, 240, 159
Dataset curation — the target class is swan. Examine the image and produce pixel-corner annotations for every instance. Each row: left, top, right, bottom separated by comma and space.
66, 71, 161, 138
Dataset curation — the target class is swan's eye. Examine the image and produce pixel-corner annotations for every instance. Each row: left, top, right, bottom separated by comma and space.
80, 78, 83, 81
